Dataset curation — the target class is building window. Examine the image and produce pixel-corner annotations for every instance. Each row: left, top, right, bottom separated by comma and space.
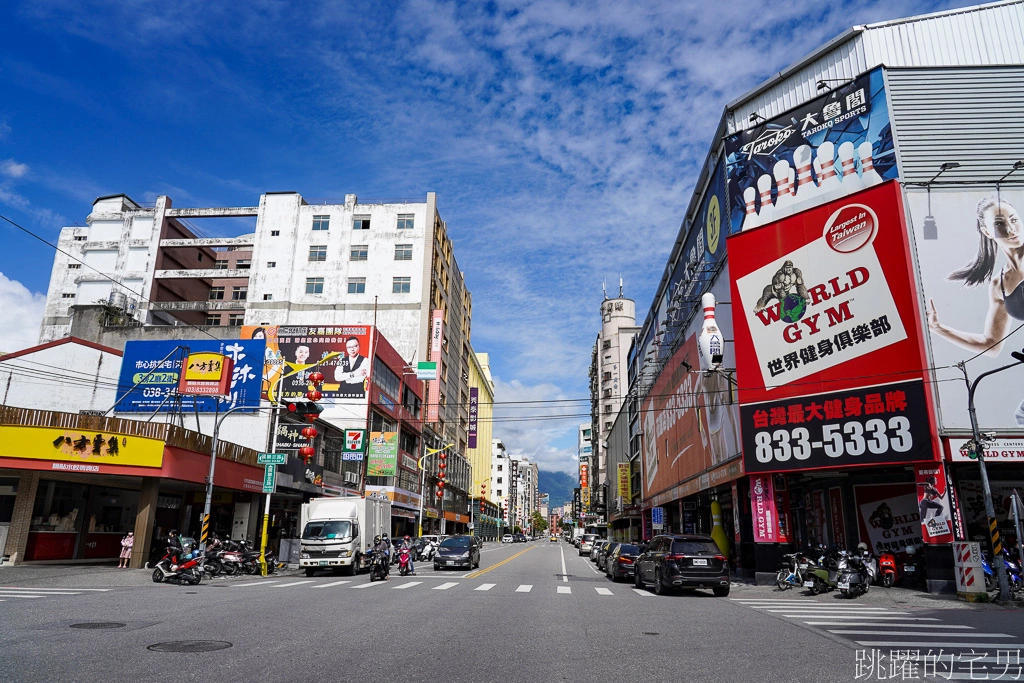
397, 214, 414, 229
267, 261, 276, 268
394, 244, 413, 261
605, 404, 612, 413
350, 245, 368, 261
308, 245, 327, 262
497, 490, 502, 497
206, 314, 221, 326
603, 389, 612, 398
306, 277, 324, 294
231, 286, 247, 301
263, 294, 273, 301
68, 263, 81, 269
236, 259, 251, 270
392, 277, 411, 293
602, 371, 611, 381
353, 216, 370, 230
497, 464, 503, 472
602, 340, 611, 349
61, 293, 75, 299
214, 260, 229, 270
312, 215, 330, 231
270, 230, 280, 236
605, 421, 612, 430
373, 361, 401, 400
497, 477, 502, 484
228, 313, 245, 327
347, 278, 366, 294
209, 287, 225, 300
73, 236, 87, 241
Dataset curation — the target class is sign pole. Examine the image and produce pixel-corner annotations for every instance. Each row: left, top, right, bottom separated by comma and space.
260, 373, 286, 576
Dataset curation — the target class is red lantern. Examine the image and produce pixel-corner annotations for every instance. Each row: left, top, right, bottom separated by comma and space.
435, 489, 444, 498
438, 481, 445, 488
438, 462, 446, 470
301, 427, 318, 439
306, 390, 322, 401
299, 446, 315, 461
439, 453, 447, 460
309, 371, 325, 385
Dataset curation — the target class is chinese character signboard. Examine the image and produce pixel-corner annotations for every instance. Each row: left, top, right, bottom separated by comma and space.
367, 431, 399, 476
727, 181, 937, 473
117, 340, 263, 413
617, 463, 630, 500
651, 506, 664, 530
468, 388, 478, 449
426, 310, 444, 422
724, 67, 897, 235
0, 425, 165, 469
750, 475, 777, 543
178, 352, 233, 396
342, 429, 367, 460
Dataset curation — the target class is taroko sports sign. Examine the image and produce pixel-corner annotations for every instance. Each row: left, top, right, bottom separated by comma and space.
727, 181, 938, 472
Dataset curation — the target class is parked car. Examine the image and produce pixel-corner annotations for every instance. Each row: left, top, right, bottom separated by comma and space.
502, 534, 514, 543
634, 534, 730, 596
514, 534, 527, 543
591, 540, 607, 564
597, 542, 619, 571
434, 535, 481, 570
606, 543, 641, 582
578, 534, 598, 556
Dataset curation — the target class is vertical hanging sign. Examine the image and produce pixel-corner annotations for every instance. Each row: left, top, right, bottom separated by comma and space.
468, 388, 479, 448
427, 309, 444, 422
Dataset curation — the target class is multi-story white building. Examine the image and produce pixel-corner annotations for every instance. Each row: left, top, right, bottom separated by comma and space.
577, 423, 592, 514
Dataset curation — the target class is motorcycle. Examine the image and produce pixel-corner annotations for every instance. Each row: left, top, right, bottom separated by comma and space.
900, 544, 926, 588
838, 551, 875, 598
803, 547, 840, 595
398, 546, 412, 576
152, 544, 204, 585
418, 540, 437, 562
982, 550, 1023, 595
368, 549, 389, 582
878, 550, 898, 588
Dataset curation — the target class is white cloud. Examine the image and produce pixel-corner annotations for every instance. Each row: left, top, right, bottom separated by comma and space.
0, 159, 29, 179
491, 376, 586, 473
0, 272, 46, 353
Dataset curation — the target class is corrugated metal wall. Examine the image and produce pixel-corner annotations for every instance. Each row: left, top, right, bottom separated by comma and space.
887, 66, 1024, 183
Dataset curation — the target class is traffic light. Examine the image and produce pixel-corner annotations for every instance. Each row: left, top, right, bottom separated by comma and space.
284, 374, 325, 464
284, 398, 323, 421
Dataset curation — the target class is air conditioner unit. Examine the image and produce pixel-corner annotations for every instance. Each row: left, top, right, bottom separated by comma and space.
344, 471, 359, 484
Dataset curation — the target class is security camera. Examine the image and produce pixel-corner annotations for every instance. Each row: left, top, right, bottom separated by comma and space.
982, 432, 997, 442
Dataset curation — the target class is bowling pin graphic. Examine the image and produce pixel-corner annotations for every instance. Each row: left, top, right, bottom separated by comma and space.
740, 186, 760, 232
710, 500, 729, 559
837, 141, 865, 195
858, 141, 883, 187
697, 292, 724, 372
791, 144, 817, 211
756, 174, 775, 225
773, 159, 794, 219
815, 141, 842, 202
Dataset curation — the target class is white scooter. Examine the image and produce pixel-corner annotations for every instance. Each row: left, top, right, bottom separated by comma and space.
418, 540, 437, 562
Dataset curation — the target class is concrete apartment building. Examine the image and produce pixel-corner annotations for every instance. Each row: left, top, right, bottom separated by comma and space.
39, 191, 475, 453
465, 352, 495, 501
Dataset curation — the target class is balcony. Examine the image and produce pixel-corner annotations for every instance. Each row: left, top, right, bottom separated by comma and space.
147, 301, 247, 312
155, 269, 251, 279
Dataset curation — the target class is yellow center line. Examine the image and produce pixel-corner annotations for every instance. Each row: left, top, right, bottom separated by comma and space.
464, 546, 534, 579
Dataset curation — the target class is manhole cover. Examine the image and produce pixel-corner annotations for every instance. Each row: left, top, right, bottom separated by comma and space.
147, 641, 232, 653
70, 622, 126, 630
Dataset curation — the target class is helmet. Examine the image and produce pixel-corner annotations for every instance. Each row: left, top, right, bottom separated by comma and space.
374, 535, 381, 544
404, 535, 410, 541
857, 542, 868, 553
382, 533, 389, 541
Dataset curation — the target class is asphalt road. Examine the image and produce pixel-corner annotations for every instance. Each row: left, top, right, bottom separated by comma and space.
3, 541, 1024, 682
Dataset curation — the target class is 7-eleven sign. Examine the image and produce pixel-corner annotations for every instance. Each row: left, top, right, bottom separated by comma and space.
342, 429, 367, 460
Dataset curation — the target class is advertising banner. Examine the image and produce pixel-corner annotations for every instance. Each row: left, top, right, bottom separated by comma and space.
580, 463, 589, 489
725, 67, 897, 235
342, 429, 367, 460
641, 331, 741, 497
914, 462, 954, 544
617, 462, 631, 499
117, 340, 263, 413
367, 431, 399, 477
468, 387, 478, 448
950, 437, 1024, 462
241, 325, 372, 402
906, 187, 1024, 431
750, 474, 778, 543
828, 487, 847, 550
427, 310, 444, 422
0, 425, 165, 469
854, 484, 921, 555
178, 352, 233, 396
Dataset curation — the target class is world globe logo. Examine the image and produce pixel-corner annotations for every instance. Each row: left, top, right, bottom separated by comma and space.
780, 293, 807, 323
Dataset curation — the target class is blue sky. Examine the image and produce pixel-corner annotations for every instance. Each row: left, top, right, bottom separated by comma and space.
0, 0, 963, 472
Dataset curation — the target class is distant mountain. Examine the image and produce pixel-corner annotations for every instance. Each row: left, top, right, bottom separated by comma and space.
538, 470, 576, 508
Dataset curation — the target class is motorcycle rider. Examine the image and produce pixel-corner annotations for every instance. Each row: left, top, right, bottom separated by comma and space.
372, 534, 391, 579
400, 534, 416, 575
167, 528, 184, 563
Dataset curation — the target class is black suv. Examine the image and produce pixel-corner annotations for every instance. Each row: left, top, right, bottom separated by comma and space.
634, 534, 730, 596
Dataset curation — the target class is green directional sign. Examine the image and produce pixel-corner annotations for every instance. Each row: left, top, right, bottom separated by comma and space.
258, 452, 287, 465
262, 464, 277, 493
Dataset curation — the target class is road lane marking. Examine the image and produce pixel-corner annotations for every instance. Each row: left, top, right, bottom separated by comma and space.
475, 584, 495, 591
0, 587, 110, 592
780, 613, 911, 618
352, 581, 386, 589
557, 586, 571, 594
433, 582, 459, 590
804, 622, 962, 627
595, 587, 613, 596
0, 593, 44, 599
516, 585, 533, 593
272, 580, 314, 588
392, 582, 422, 590
579, 557, 603, 575
831, 630, 1011, 638
0, 590, 80, 595
559, 545, 568, 583
464, 546, 534, 579
632, 588, 651, 597
855, 641, 1024, 649
229, 581, 281, 588
313, 580, 351, 589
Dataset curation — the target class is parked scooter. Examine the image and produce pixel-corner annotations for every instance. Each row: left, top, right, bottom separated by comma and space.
398, 546, 412, 576
417, 540, 437, 562
900, 544, 926, 588
803, 547, 840, 595
838, 546, 876, 598
982, 550, 1023, 595
877, 550, 899, 588
152, 543, 203, 585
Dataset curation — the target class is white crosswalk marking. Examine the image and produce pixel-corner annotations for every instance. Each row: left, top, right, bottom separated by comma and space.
632, 588, 651, 597
230, 581, 280, 588
433, 582, 459, 590
0, 587, 111, 592
831, 630, 1011, 638
272, 580, 314, 589
516, 585, 533, 593
0, 593, 44, 599
557, 586, 571, 594
474, 584, 495, 591
392, 582, 422, 590
595, 587, 613, 596
352, 581, 386, 589
313, 580, 351, 589
803, 621, 959, 627
855, 640, 1024, 649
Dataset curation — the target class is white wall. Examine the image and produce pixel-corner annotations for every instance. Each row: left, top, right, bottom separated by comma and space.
0, 342, 122, 413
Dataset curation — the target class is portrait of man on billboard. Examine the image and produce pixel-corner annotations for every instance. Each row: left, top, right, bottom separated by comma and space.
334, 336, 369, 398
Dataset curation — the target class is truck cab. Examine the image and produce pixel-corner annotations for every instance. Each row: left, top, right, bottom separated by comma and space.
299, 496, 391, 577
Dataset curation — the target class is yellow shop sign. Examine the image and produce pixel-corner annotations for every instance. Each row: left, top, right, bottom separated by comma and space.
0, 425, 165, 469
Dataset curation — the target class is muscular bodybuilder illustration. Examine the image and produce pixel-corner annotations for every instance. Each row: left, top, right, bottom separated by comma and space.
754, 260, 810, 312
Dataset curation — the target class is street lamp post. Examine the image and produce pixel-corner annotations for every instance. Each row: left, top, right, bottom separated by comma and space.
200, 403, 255, 553
960, 356, 1024, 602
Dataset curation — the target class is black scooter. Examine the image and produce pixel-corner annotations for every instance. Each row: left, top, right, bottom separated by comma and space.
368, 549, 389, 582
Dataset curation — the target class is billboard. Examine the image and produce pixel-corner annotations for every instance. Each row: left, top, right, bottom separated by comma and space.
906, 187, 1024, 431
468, 387, 478, 448
725, 67, 897, 235
617, 462, 630, 499
854, 483, 922, 555
426, 310, 444, 422
367, 431, 399, 477
0, 425, 165, 469
117, 340, 264, 413
641, 330, 741, 498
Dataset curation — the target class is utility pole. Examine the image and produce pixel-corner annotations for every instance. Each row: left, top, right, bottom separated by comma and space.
200, 403, 255, 553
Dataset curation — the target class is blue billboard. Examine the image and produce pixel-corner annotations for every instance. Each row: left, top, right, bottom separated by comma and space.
115, 339, 265, 413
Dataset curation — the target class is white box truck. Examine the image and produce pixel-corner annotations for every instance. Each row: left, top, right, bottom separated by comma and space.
299, 495, 391, 577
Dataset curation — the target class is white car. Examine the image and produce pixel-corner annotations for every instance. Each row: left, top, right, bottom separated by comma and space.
578, 534, 598, 556
502, 534, 514, 543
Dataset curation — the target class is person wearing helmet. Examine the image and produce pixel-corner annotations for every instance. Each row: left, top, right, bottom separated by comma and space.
372, 534, 391, 579
401, 534, 416, 575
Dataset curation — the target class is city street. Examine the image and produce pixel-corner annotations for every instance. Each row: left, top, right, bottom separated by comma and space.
3, 541, 1024, 683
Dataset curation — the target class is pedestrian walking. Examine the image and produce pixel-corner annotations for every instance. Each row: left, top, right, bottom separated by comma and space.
118, 531, 134, 568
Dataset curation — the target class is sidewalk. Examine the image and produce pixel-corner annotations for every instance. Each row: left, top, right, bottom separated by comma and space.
0, 564, 153, 588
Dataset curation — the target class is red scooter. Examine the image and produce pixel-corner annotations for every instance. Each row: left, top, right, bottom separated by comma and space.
398, 546, 412, 576
878, 550, 899, 587
152, 544, 203, 585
